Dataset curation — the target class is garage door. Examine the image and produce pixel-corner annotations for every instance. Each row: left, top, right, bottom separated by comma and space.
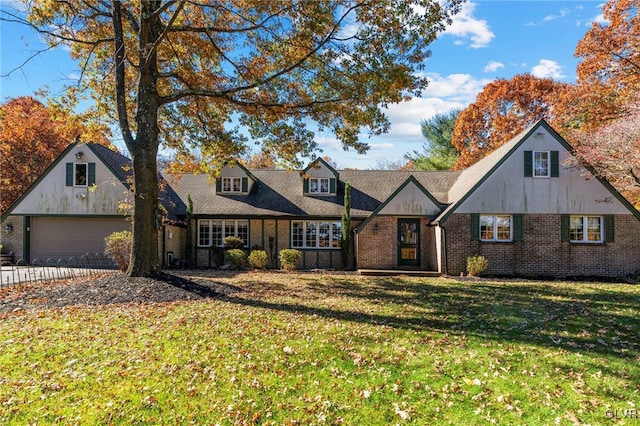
30, 217, 131, 262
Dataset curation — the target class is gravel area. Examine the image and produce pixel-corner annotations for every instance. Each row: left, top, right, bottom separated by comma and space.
0, 272, 242, 314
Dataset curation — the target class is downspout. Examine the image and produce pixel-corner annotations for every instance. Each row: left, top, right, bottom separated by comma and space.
352, 228, 357, 270
441, 224, 448, 276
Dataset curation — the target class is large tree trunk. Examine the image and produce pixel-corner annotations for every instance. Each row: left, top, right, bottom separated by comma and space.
125, 0, 162, 277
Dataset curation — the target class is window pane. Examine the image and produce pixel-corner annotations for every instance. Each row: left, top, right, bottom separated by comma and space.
320, 179, 329, 193
570, 216, 584, 241
534, 152, 549, 177
225, 221, 235, 239
319, 222, 330, 247
306, 222, 317, 247
222, 178, 231, 192
292, 222, 304, 247
310, 178, 319, 193
586, 216, 602, 241
496, 216, 511, 240
237, 220, 248, 246
480, 216, 494, 240
212, 221, 223, 246
198, 220, 210, 246
332, 222, 342, 248
233, 178, 241, 192
75, 163, 87, 186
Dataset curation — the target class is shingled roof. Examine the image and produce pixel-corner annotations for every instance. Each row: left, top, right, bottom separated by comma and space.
171, 169, 461, 218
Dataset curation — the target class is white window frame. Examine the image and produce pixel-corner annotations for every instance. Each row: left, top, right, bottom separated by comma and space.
533, 151, 550, 178
222, 177, 242, 193
291, 220, 342, 249
479, 215, 513, 242
74, 162, 88, 187
197, 219, 249, 247
570, 215, 603, 243
309, 177, 330, 194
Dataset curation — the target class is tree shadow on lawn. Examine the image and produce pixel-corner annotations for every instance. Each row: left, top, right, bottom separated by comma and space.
199, 274, 640, 363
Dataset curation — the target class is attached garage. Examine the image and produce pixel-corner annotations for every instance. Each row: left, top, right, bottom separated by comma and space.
29, 216, 131, 262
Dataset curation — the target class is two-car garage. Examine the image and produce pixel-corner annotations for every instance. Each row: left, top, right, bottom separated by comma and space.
28, 216, 131, 262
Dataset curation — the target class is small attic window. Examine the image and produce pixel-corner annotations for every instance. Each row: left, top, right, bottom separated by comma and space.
218, 176, 249, 194
309, 178, 330, 194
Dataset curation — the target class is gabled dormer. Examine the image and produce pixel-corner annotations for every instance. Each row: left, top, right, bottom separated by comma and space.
215, 162, 256, 195
302, 157, 339, 196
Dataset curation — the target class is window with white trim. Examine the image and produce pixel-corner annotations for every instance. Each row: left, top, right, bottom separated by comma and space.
198, 219, 249, 247
222, 177, 242, 193
570, 216, 603, 243
533, 151, 549, 177
309, 178, 330, 194
480, 215, 512, 242
292, 220, 342, 248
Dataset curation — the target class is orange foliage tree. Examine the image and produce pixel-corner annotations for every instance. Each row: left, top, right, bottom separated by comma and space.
0, 96, 111, 214
451, 74, 570, 169
565, 0, 640, 131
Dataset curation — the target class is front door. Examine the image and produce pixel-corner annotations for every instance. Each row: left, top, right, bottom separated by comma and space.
398, 219, 419, 267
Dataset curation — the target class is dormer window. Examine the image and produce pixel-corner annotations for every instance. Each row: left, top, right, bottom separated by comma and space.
222, 177, 242, 193
309, 178, 330, 194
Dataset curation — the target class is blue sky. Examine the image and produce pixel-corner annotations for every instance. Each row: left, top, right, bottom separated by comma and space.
0, 1, 605, 169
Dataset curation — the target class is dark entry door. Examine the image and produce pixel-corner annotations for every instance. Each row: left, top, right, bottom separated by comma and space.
398, 219, 419, 267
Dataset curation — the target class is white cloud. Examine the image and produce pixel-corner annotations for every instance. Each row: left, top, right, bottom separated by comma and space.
531, 59, 565, 79
484, 61, 504, 73
543, 8, 569, 22
442, 2, 494, 48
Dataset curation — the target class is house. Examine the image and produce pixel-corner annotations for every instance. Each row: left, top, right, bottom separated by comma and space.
0, 142, 186, 266
2, 120, 639, 278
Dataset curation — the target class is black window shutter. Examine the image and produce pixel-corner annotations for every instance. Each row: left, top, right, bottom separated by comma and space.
66, 163, 73, 186
330, 178, 336, 194
215, 178, 222, 193
242, 177, 248, 193
88, 163, 96, 186
514, 214, 523, 241
605, 215, 615, 242
551, 151, 559, 177
524, 151, 533, 177
561, 215, 570, 242
471, 214, 480, 241
303, 178, 309, 194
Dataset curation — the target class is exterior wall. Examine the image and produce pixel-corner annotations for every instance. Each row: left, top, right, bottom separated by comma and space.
455, 128, 630, 215
0, 215, 24, 262
357, 216, 435, 270
10, 144, 128, 216
163, 225, 185, 267
378, 182, 441, 216
444, 213, 640, 278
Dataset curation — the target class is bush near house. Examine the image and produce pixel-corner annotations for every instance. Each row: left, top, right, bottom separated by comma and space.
224, 249, 246, 270
104, 230, 132, 271
248, 250, 268, 270
223, 236, 245, 249
279, 249, 301, 271
467, 255, 488, 277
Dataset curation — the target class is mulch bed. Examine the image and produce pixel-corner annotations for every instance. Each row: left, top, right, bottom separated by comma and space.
0, 272, 242, 315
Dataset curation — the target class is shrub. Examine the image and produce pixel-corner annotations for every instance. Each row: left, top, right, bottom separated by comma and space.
223, 236, 245, 249
105, 230, 132, 272
279, 249, 301, 271
467, 255, 488, 277
225, 249, 246, 270
248, 250, 268, 270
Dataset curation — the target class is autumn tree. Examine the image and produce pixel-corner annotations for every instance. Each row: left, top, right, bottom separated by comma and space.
405, 108, 460, 170
5, 1, 462, 276
563, 0, 640, 131
0, 96, 111, 214
451, 74, 570, 169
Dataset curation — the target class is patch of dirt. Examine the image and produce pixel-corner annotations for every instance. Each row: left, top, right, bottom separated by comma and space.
0, 272, 242, 315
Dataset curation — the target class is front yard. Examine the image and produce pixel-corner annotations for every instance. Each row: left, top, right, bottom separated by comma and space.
0, 272, 638, 425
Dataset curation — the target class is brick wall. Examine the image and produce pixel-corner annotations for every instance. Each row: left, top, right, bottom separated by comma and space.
0, 215, 24, 261
356, 216, 435, 270
444, 214, 640, 278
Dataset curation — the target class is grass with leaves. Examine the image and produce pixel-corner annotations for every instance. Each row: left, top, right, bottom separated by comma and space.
1, 272, 639, 425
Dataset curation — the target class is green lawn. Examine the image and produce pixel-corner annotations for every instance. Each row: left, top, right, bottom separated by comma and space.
1, 272, 639, 425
